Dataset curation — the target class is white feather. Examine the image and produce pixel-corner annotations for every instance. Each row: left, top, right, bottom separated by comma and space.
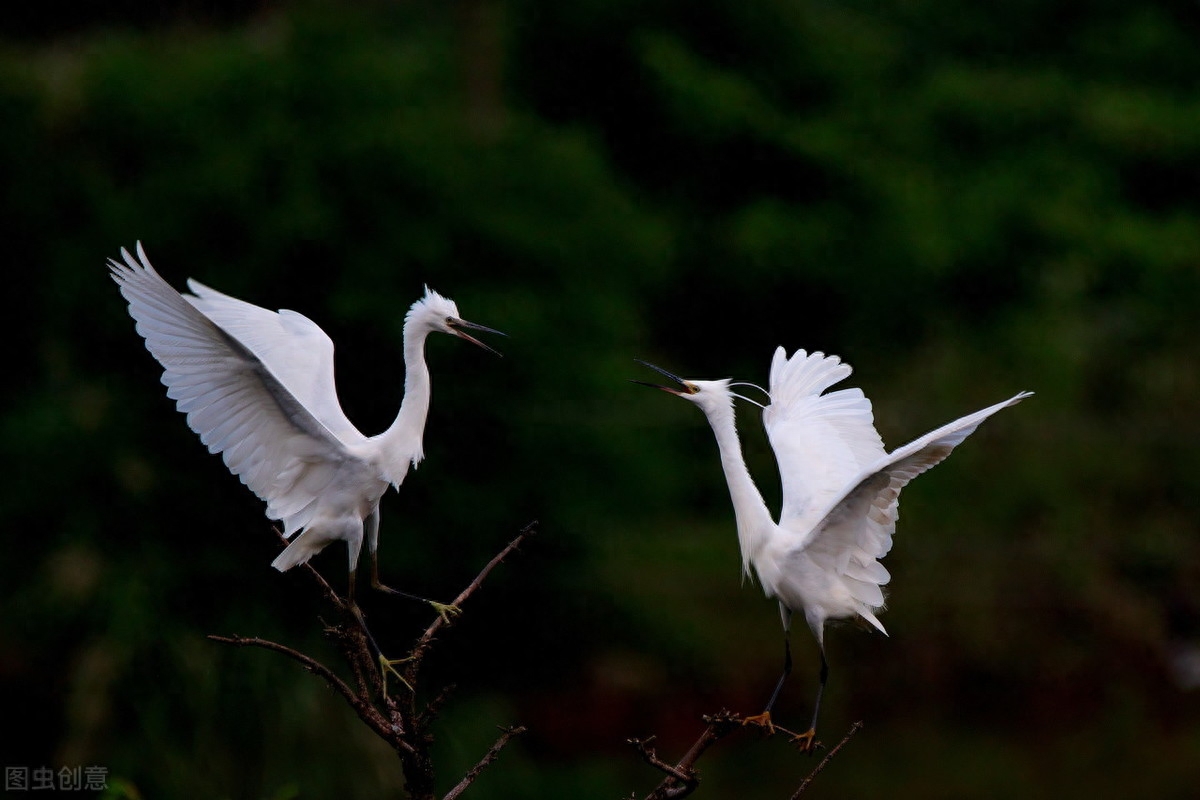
645, 350, 1030, 644
110, 242, 496, 583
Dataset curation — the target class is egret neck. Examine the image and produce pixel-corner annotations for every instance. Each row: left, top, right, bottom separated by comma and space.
701, 397, 774, 580
375, 320, 433, 487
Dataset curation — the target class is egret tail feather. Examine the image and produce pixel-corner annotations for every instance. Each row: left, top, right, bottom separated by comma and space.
271, 528, 333, 571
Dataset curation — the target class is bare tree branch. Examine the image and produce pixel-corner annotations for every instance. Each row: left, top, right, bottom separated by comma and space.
441, 725, 527, 800
628, 736, 696, 787
206, 633, 407, 750
407, 520, 538, 677
632, 710, 743, 800
417, 683, 458, 733
630, 713, 863, 800
790, 721, 863, 798
211, 520, 538, 799
273, 527, 342, 607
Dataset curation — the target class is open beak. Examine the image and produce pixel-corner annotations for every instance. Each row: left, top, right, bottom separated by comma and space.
448, 318, 506, 357
631, 359, 699, 395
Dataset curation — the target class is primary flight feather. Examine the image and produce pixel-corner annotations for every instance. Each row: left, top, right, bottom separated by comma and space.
636, 348, 1030, 749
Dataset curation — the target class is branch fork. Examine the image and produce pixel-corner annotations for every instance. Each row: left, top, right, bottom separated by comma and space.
629, 711, 863, 800
210, 520, 538, 800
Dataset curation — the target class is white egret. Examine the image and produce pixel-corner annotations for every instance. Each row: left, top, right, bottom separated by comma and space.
636, 352, 1030, 750
109, 242, 503, 622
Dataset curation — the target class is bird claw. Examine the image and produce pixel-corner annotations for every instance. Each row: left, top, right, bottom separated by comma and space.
429, 601, 461, 625
741, 711, 776, 735
742, 713, 821, 752
790, 728, 821, 753
379, 653, 415, 696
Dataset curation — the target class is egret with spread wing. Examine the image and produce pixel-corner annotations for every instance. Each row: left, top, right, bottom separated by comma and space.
636, 351, 1030, 750
110, 243, 503, 623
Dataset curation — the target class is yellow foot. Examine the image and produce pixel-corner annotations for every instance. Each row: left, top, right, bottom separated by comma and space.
790, 727, 819, 753
429, 601, 461, 625
741, 711, 776, 734
379, 653, 414, 696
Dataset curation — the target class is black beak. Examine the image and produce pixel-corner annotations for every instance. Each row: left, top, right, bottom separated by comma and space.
631, 359, 698, 395
448, 318, 506, 357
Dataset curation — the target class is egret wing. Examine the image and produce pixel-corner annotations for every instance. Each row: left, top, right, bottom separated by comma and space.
184, 277, 364, 445
764, 348, 887, 531
110, 243, 356, 536
792, 391, 1033, 632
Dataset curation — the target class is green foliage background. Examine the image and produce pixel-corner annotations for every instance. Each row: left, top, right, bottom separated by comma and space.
2, 1, 1198, 797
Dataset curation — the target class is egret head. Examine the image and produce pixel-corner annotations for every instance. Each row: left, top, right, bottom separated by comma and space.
408, 286, 505, 355
633, 360, 736, 415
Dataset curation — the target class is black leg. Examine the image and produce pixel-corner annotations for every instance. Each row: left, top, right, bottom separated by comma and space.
368, 548, 461, 624
365, 509, 388, 592
743, 631, 792, 731
807, 648, 829, 736
345, 569, 383, 654
764, 633, 793, 713
346, 567, 414, 695
370, 563, 458, 609
791, 647, 828, 753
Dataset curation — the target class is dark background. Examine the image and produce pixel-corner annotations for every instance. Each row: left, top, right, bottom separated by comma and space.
2, 1, 1198, 797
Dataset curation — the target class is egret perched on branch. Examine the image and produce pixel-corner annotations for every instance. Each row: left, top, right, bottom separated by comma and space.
109, 243, 503, 622
635, 352, 1030, 750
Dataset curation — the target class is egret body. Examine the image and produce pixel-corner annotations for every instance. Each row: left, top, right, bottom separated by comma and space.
637, 350, 1030, 749
110, 243, 503, 618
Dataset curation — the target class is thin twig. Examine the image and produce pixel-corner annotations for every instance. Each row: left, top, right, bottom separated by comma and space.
671, 711, 743, 775
636, 710, 743, 800
628, 737, 695, 786
790, 721, 863, 798
408, 520, 538, 669
215, 521, 537, 800
206, 634, 410, 751
632, 711, 858, 800
416, 683, 459, 733
207, 634, 356, 705
441, 725, 527, 800
272, 527, 342, 607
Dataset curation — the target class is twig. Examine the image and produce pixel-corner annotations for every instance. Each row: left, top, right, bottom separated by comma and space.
416, 683, 459, 733
407, 520, 538, 672
272, 527, 342, 607
632, 713, 861, 800
635, 710, 743, 800
213, 521, 538, 800
790, 721, 863, 798
206, 634, 408, 751
441, 725, 527, 800
628, 737, 696, 786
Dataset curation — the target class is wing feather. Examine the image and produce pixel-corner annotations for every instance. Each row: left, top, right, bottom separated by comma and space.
184, 276, 364, 445
110, 243, 356, 536
764, 347, 887, 530
791, 391, 1032, 628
